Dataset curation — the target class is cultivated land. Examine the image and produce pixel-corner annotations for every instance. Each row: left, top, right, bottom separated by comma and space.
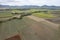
0, 9, 60, 40
0, 16, 58, 40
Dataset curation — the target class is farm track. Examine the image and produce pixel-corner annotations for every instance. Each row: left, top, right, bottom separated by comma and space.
27, 15, 59, 29
19, 16, 58, 40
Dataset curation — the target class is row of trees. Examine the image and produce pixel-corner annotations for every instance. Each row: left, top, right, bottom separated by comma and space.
32, 11, 48, 13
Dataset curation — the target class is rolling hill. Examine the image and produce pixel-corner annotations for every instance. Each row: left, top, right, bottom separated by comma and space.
0, 4, 60, 9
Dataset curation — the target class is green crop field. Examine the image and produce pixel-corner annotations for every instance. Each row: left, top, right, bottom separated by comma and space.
0, 13, 12, 17
32, 12, 55, 18
0, 11, 13, 18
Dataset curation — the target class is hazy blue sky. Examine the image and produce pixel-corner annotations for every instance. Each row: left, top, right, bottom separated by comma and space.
0, 0, 60, 6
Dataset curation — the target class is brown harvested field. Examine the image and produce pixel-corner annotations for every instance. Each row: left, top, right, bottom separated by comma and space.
47, 12, 60, 24
5, 35, 21, 40
46, 17, 60, 24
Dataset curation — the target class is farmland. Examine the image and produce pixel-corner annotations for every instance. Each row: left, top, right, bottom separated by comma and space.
0, 9, 60, 40
0, 16, 58, 40
32, 13, 55, 18
0, 11, 12, 18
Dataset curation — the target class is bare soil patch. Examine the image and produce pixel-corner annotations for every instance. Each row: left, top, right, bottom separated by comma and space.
5, 35, 21, 40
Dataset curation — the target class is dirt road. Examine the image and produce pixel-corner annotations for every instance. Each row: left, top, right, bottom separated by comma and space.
27, 15, 59, 29
21, 17, 57, 40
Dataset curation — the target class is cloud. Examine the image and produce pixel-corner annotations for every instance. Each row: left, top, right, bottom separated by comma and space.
0, 0, 60, 6
28, 0, 60, 6
0, 0, 31, 6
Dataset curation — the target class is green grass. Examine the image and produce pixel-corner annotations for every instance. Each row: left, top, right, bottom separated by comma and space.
0, 11, 13, 18
0, 13, 13, 17
33, 12, 55, 18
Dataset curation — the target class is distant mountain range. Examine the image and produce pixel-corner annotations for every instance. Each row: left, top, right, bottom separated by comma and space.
41, 5, 60, 10
0, 5, 60, 10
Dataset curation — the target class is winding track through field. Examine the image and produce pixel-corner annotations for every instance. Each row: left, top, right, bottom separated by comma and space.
20, 16, 58, 40
27, 15, 59, 29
